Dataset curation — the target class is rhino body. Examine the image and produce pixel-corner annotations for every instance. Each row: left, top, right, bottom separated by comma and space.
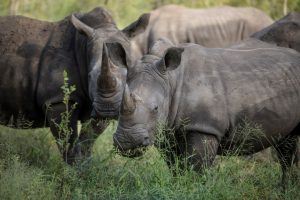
131, 5, 273, 60
0, 7, 149, 163
114, 38, 300, 183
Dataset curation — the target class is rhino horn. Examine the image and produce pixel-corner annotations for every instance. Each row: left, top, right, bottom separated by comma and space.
71, 14, 94, 38
121, 84, 135, 114
98, 44, 117, 91
101, 44, 117, 76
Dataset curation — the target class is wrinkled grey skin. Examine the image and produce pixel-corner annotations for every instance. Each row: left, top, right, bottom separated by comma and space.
131, 5, 273, 61
252, 12, 300, 52
0, 7, 149, 164
114, 39, 300, 184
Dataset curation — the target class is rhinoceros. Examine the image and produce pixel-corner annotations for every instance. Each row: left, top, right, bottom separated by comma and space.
113, 38, 300, 184
252, 12, 300, 52
0, 7, 149, 163
130, 5, 273, 60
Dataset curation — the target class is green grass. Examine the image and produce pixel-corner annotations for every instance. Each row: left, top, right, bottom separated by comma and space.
0, 123, 299, 200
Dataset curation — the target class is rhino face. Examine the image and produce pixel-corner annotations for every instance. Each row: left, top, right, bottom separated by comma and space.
92, 42, 128, 118
71, 13, 150, 119
113, 47, 184, 156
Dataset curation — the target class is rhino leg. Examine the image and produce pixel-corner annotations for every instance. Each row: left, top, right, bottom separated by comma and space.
46, 102, 80, 164
274, 134, 298, 189
75, 119, 109, 160
184, 132, 219, 172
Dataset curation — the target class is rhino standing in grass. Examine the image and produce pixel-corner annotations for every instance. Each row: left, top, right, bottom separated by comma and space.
131, 5, 273, 60
113, 38, 300, 185
0, 7, 149, 163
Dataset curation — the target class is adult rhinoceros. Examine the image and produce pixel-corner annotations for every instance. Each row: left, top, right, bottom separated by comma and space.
113, 38, 300, 184
252, 12, 300, 52
130, 5, 273, 60
0, 7, 149, 163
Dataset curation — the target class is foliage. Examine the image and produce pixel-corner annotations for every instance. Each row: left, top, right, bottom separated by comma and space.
51, 70, 77, 162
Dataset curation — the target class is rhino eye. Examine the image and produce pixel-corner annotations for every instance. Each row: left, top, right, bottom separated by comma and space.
152, 105, 158, 113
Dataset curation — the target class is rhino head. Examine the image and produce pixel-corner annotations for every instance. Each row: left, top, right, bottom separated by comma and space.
92, 42, 128, 118
70, 7, 150, 119
113, 45, 184, 156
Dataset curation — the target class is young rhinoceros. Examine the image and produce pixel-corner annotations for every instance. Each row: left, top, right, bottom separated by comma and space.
113, 38, 300, 184
0, 7, 149, 164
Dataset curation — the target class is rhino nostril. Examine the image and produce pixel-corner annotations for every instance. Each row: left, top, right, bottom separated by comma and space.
142, 137, 150, 146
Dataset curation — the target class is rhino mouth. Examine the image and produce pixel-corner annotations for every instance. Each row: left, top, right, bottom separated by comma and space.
113, 128, 151, 157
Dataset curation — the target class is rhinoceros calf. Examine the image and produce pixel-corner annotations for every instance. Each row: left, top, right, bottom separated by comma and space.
113, 38, 300, 184
131, 5, 273, 60
252, 12, 300, 52
0, 7, 149, 163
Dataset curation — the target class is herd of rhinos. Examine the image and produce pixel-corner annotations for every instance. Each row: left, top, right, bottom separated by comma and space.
0, 5, 300, 184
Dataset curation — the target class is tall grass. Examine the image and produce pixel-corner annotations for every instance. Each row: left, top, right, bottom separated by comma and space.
0, 121, 299, 199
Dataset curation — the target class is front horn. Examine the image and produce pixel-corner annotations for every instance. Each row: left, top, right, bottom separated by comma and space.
121, 84, 135, 114
98, 44, 117, 92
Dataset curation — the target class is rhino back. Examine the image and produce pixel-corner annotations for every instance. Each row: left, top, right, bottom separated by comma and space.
176, 41, 300, 147
131, 5, 273, 59
0, 15, 53, 55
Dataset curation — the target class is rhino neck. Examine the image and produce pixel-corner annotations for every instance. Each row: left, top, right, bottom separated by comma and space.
74, 32, 90, 102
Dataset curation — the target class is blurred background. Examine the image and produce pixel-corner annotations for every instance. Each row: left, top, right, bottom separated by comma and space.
1, 0, 300, 27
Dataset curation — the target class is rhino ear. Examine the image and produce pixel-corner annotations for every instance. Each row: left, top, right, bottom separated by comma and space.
105, 42, 128, 68
158, 47, 184, 73
122, 13, 150, 38
71, 14, 95, 38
